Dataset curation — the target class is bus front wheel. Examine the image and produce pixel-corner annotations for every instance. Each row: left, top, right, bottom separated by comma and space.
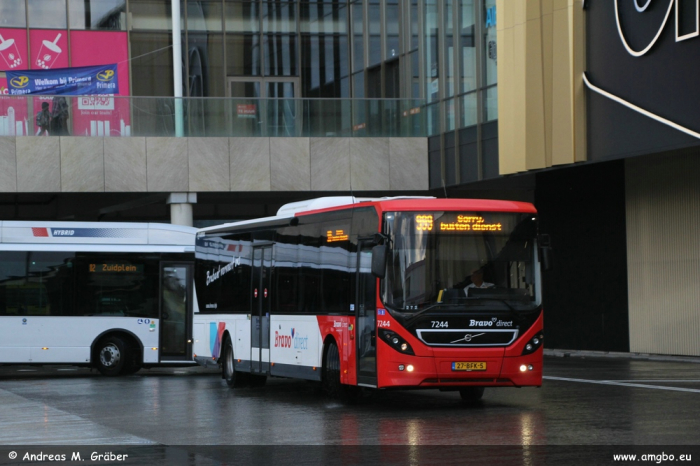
95, 336, 128, 376
323, 341, 357, 403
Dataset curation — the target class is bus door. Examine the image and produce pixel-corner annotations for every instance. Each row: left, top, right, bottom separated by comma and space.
251, 245, 272, 374
159, 262, 193, 361
355, 240, 377, 387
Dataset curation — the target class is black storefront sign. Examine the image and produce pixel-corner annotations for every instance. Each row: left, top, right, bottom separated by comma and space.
586, 0, 700, 160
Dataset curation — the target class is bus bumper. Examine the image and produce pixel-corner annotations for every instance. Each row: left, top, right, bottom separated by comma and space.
377, 351, 542, 388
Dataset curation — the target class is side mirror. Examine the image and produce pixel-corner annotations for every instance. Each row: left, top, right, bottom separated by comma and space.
371, 244, 387, 278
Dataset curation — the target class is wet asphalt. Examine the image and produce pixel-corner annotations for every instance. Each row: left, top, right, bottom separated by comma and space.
0, 355, 699, 464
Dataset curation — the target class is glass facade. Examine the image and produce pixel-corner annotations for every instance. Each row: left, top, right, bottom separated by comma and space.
0, 0, 498, 179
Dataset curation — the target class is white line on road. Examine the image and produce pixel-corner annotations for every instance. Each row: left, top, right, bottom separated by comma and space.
604, 380, 700, 383
544, 376, 700, 393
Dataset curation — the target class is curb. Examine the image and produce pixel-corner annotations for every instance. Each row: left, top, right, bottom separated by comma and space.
544, 348, 700, 364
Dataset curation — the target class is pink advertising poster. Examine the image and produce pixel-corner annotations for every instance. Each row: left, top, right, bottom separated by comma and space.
0, 28, 29, 136
70, 31, 130, 137
30, 30, 70, 135
30, 30, 68, 70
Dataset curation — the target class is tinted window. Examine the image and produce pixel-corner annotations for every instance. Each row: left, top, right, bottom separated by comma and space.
74, 253, 159, 318
0, 251, 75, 316
194, 233, 252, 314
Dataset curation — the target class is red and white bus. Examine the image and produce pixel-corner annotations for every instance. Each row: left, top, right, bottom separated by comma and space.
193, 197, 545, 401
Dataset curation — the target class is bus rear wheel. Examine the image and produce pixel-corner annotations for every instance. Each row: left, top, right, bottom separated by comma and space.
222, 337, 247, 388
95, 336, 128, 376
459, 386, 485, 403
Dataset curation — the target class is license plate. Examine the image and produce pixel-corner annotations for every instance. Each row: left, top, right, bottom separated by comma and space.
452, 362, 487, 371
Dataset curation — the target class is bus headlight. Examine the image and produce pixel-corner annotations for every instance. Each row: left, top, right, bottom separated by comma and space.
521, 331, 544, 355
378, 328, 415, 355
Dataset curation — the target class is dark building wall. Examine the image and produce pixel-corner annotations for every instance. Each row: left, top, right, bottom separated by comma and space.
535, 160, 629, 352
586, 0, 700, 161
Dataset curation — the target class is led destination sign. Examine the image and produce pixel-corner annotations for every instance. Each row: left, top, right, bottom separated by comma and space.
415, 214, 503, 232
326, 229, 349, 242
89, 263, 144, 273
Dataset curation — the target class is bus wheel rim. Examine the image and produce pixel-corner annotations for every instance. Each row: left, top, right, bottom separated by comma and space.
100, 344, 120, 367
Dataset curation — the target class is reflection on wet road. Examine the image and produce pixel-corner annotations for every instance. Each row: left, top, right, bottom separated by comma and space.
1, 356, 699, 447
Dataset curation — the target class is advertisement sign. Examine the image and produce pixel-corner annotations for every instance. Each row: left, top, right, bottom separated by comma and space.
237, 104, 256, 118
30, 30, 68, 70
1, 29, 129, 136
0, 31, 25, 69
6, 64, 119, 96
70, 31, 130, 137
0, 28, 29, 136
29, 30, 70, 135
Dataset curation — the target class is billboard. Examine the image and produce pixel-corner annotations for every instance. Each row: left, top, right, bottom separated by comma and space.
0, 28, 130, 137
70, 31, 130, 137
0, 28, 29, 136
7, 65, 119, 96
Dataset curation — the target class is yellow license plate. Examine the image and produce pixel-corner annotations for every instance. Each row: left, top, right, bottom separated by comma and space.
452, 362, 487, 371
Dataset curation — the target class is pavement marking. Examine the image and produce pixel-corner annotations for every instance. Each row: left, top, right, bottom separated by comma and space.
544, 376, 700, 393
0, 386, 157, 445
16, 369, 37, 372
607, 380, 700, 383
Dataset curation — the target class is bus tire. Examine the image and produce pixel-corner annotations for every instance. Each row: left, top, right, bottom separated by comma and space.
95, 336, 128, 376
459, 386, 485, 403
323, 341, 357, 403
222, 337, 247, 388
121, 347, 142, 375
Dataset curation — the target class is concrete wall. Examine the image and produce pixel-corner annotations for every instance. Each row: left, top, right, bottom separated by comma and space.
0, 136, 428, 193
626, 153, 700, 356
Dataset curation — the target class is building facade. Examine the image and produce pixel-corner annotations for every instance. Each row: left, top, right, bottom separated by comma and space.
493, 0, 700, 357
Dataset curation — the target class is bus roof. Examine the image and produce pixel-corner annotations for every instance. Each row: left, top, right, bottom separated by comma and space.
294, 197, 538, 217
0, 221, 196, 251
197, 196, 537, 236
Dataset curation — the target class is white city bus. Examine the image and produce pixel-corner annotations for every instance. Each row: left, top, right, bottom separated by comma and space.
0, 221, 197, 376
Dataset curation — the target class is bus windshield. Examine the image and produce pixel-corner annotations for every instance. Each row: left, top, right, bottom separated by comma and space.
382, 211, 540, 313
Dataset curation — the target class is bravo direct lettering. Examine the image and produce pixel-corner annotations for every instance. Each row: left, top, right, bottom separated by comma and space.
274, 329, 309, 349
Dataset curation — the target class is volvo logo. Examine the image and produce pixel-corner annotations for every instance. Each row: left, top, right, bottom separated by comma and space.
615, 0, 698, 57
451, 333, 485, 344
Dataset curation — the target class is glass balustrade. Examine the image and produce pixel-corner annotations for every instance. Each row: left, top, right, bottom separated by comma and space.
0, 95, 425, 138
